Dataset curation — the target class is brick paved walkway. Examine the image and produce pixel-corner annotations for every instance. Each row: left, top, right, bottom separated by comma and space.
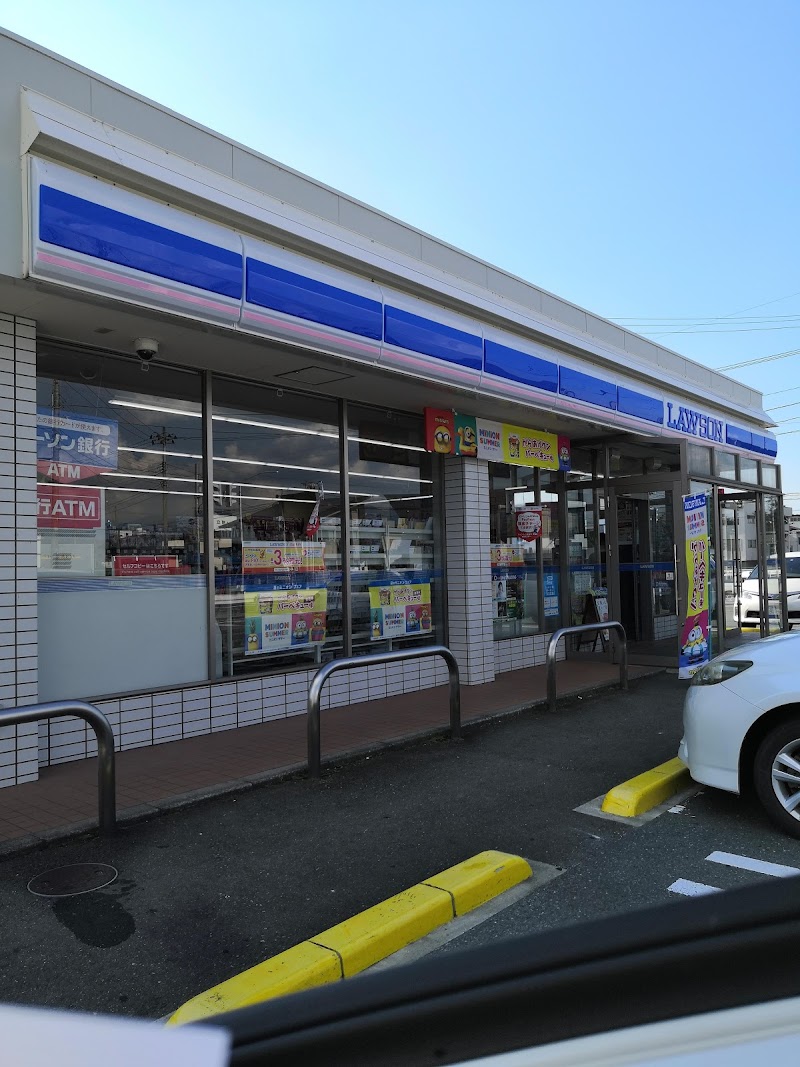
0, 660, 655, 849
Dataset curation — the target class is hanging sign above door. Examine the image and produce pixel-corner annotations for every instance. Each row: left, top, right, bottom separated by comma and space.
424, 408, 571, 470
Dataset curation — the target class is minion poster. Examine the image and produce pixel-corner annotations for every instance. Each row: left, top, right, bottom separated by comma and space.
369, 580, 432, 640
679, 493, 710, 679
244, 587, 327, 655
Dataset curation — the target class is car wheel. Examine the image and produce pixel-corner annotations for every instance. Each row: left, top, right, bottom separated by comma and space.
754, 719, 800, 837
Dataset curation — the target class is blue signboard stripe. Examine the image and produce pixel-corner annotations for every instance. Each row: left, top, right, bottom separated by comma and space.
246, 258, 383, 340
35, 184, 777, 463
39, 185, 243, 299
617, 386, 664, 425
384, 305, 483, 371
483, 339, 558, 393
559, 366, 618, 410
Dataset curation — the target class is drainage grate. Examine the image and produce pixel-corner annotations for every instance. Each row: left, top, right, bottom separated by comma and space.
27, 863, 118, 898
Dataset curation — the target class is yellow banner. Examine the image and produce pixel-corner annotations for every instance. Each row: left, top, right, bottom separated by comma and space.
685, 536, 709, 614
502, 425, 560, 469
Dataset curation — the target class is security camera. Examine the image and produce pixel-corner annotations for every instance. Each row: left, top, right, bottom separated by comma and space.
134, 337, 159, 362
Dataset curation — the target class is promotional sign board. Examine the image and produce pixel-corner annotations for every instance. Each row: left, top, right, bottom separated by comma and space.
242, 541, 325, 574
37, 410, 118, 482
37, 485, 103, 529
368, 581, 432, 640
424, 408, 571, 471
112, 555, 181, 577
244, 587, 328, 655
489, 544, 525, 568
515, 506, 543, 542
543, 570, 560, 618
679, 493, 711, 679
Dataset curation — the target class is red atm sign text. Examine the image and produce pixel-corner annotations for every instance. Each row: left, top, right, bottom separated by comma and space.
37, 486, 102, 529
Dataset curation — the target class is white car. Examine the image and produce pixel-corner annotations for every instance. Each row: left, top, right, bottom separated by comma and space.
736, 551, 800, 628
680, 631, 800, 836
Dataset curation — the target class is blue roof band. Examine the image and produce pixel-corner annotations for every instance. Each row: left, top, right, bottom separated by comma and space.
384, 305, 483, 371
483, 339, 558, 392
246, 259, 383, 340
726, 424, 753, 450
559, 366, 617, 410
617, 387, 664, 425
39, 185, 242, 298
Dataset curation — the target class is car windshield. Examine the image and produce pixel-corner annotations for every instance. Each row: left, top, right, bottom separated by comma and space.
748, 558, 800, 579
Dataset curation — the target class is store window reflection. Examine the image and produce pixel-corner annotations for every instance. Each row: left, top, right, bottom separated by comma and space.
211, 380, 342, 675
36, 345, 206, 700
488, 466, 561, 639
346, 406, 443, 654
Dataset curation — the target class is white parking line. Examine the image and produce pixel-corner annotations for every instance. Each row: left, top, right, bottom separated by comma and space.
706, 851, 800, 879
668, 878, 721, 897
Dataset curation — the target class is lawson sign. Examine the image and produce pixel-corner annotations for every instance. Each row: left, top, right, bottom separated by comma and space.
666, 402, 724, 443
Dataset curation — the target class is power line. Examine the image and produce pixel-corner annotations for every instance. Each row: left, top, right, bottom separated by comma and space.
610, 288, 800, 328
643, 324, 800, 336
716, 347, 800, 371
767, 400, 800, 412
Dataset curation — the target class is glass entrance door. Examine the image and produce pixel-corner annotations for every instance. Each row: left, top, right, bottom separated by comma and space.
717, 489, 783, 643
609, 481, 682, 663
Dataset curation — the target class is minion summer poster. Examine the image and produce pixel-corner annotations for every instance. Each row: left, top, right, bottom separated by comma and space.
679, 493, 710, 679
369, 581, 432, 640
244, 587, 327, 655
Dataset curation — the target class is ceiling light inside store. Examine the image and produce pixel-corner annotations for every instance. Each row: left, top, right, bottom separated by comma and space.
109, 400, 425, 454
118, 447, 429, 484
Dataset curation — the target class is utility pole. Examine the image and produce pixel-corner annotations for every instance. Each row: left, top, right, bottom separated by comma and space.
150, 426, 177, 542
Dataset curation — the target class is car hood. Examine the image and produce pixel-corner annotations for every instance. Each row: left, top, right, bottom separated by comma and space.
713, 630, 800, 665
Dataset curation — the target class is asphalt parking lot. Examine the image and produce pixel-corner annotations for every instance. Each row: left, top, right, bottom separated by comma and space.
1, 669, 795, 1022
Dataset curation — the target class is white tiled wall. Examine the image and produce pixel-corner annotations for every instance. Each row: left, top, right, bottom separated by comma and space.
0, 314, 38, 788
38, 658, 453, 767
444, 457, 495, 684
494, 633, 565, 673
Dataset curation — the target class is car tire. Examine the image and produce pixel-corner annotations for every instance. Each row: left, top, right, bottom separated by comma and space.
753, 718, 800, 838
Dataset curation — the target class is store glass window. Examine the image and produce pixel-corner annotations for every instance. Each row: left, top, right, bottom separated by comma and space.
716, 450, 737, 480
739, 456, 758, 485
761, 463, 778, 488
37, 346, 206, 700
540, 470, 562, 629
211, 379, 342, 675
346, 405, 442, 653
687, 444, 712, 477
566, 485, 606, 625
488, 466, 563, 639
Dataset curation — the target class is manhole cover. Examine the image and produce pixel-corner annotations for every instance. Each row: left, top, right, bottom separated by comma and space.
27, 863, 118, 898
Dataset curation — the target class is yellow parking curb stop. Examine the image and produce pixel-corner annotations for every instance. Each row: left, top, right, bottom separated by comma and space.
168, 849, 532, 1026
601, 756, 691, 818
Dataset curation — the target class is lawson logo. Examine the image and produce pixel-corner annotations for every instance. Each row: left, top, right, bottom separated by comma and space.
666, 402, 724, 443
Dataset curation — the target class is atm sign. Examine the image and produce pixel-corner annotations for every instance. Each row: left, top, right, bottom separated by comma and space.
37, 486, 103, 529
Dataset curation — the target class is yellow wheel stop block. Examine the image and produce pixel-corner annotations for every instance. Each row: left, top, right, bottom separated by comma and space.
423, 849, 533, 916
312, 883, 453, 977
168, 849, 533, 1025
601, 756, 691, 818
167, 941, 341, 1026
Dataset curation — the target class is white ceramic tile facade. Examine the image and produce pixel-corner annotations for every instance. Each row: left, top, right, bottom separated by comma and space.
443, 457, 495, 685
0, 315, 39, 787
494, 633, 566, 674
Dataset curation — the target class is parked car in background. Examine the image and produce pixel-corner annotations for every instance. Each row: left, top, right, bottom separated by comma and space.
680, 632, 800, 836
736, 552, 800, 629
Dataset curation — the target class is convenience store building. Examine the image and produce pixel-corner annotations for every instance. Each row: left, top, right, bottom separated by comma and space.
0, 29, 784, 785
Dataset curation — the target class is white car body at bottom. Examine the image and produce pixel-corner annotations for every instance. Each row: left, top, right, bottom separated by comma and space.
680, 631, 800, 794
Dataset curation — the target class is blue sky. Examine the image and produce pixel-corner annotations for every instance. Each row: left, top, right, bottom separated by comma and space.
2, 0, 799, 492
